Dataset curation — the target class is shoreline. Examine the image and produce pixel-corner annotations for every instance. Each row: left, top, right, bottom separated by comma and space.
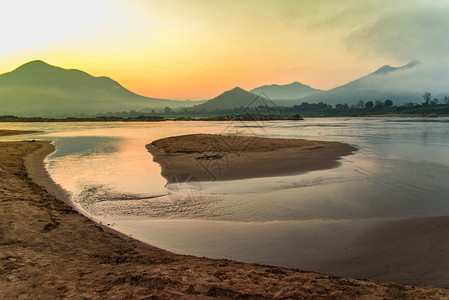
148, 134, 358, 182
23, 141, 151, 247
24, 141, 72, 208
107, 216, 449, 287
1, 139, 449, 298
1, 113, 448, 124
0, 129, 43, 136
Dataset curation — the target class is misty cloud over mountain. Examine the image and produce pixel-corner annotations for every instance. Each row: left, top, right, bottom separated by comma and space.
298, 61, 449, 106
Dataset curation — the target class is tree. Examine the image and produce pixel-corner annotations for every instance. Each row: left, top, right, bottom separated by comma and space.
375, 100, 384, 108
431, 98, 439, 106
444, 96, 449, 104
300, 102, 310, 111
335, 103, 348, 110
422, 92, 432, 106
357, 100, 365, 108
384, 99, 393, 107
317, 102, 328, 109
365, 101, 374, 109
164, 106, 172, 114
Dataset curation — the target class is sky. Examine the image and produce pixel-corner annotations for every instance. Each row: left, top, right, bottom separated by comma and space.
1, 0, 448, 100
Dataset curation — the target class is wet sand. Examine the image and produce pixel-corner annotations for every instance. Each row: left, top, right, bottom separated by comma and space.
111, 216, 449, 287
1, 138, 449, 298
325, 216, 449, 286
147, 134, 358, 182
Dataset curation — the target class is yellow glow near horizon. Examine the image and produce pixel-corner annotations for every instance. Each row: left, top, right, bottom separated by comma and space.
1, 0, 448, 100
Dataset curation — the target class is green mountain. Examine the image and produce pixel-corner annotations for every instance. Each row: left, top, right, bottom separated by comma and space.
0, 60, 193, 117
250, 81, 322, 100
189, 87, 275, 112
299, 61, 438, 106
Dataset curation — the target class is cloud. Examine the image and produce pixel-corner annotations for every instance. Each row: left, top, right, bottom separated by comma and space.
383, 62, 449, 95
346, 5, 449, 62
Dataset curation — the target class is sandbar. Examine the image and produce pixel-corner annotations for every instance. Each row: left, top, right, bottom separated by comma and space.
147, 134, 358, 182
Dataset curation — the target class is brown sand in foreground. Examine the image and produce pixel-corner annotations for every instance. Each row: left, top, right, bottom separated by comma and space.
1, 141, 449, 298
325, 216, 449, 286
148, 134, 358, 182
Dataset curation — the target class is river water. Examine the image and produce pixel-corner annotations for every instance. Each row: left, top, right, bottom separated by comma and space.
2, 117, 449, 284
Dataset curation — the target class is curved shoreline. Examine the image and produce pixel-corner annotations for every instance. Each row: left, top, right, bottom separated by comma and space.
1, 139, 449, 298
24, 141, 72, 208
23, 141, 170, 248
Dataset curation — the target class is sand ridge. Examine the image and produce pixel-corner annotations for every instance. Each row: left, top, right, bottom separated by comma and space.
148, 134, 358, 182
150, 134, 334, 154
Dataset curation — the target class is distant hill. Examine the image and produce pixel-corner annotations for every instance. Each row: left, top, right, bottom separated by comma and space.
190, 87, 276, 112
299, 61, 449, 106
0, 60, 195, 117
250, 81, 322, 100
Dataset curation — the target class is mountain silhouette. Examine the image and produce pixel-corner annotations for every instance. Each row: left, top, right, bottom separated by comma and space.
2, 60, 446, 116
297, 60, 441, 106
192, 61, 433, 111
0, 60, 193, 117
250, 81, 322, 100
190, 87, 275, 111
371, 61, 421, 76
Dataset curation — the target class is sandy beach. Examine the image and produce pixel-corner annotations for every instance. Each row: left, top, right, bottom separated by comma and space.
147, 134, 358, 182
1, 131, 449, 298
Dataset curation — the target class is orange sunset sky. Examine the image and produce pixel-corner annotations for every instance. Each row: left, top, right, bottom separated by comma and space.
1, 0, 448, 100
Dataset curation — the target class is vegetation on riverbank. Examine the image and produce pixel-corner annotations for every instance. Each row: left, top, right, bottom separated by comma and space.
2, 94, 449, 122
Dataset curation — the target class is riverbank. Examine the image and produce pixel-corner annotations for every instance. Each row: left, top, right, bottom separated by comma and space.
148, 134, 357, 182
0, 129, 42, 136
1, 139, 449, 298
2, 111, 448, 123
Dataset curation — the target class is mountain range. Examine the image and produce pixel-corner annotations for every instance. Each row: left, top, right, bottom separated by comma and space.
297, 60, 435, 106
250, 82, 322, 100
1, 60, 447, 116
0, 60, 197, 117
199, 60, 448, 110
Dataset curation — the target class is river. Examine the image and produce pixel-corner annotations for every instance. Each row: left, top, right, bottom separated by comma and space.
2, 117, 449, 285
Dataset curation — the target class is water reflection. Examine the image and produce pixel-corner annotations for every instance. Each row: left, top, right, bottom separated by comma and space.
49, 136, 120, 158
1, 118, 449, 221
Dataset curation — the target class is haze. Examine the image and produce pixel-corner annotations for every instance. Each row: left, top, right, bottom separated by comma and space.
1, 0, 448, 100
